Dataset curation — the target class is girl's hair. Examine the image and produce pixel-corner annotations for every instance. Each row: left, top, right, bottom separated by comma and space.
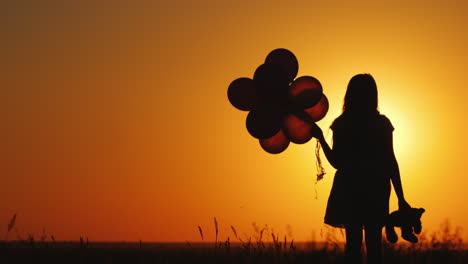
343, 74, 379, 114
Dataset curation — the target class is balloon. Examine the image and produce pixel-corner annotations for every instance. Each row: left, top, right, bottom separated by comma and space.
289, 76, 322, 109
260, 129, 290, 154
227, 49, 328, 153
282, 113, 313, 144
227, 78, 257, 111
246, 107, 282, 139
305, 94, 329, 122
265, 48, 299, 83
253, 64, 289, 105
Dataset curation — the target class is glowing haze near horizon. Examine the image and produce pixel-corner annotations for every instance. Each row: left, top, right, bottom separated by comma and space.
2, 0, 468, 242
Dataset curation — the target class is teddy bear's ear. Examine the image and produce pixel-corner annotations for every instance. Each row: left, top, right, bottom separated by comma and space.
417, 208, 425, 216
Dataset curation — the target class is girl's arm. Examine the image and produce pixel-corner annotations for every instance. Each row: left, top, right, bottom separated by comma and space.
295, 111, 341, 169
386, 131, 411, 209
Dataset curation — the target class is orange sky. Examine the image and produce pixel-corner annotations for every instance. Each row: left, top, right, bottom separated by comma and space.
2, 0, 468, 242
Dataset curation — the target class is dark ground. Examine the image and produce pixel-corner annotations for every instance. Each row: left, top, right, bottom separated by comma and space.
1, 241, 467, 264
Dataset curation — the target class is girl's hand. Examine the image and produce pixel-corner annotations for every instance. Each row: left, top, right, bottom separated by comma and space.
398, 199, 411, 211
311, 123, 324, 140
293, 111, 324, 140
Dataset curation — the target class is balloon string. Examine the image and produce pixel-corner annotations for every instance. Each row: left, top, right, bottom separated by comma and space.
314, 138, 326, 199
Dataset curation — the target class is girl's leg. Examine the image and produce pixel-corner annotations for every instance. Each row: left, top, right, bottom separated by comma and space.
364, 224, 383, 264
345, 224, 363, 264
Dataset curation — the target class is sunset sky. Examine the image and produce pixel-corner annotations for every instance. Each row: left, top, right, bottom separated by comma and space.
2, 0, 468, 242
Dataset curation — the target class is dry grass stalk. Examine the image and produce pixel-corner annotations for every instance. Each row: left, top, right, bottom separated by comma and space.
40, 228, 47, 242
214, 217, 219, 247
290, 239, 295, 250
230, 226, 238, 239
258, 227, 266, 248
224, 236, 231, 251
198, 226, 204, 240
185, 241, 192, 249
252, 222, 259, 234
8, 214, 16, 232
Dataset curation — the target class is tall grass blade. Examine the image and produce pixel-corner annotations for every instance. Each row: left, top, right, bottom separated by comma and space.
230, 226, 238, 239
198, 226, 204, 240
8, 214, 16, 232
214, 217, 219, 247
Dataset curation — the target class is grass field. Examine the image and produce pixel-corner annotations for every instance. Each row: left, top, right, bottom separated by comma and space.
1, 221, 466, 264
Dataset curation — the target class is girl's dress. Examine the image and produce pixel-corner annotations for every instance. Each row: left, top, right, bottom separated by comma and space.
324, 112, 394, 228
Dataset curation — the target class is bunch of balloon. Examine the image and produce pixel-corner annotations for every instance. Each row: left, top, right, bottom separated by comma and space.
227, 49, 329, 180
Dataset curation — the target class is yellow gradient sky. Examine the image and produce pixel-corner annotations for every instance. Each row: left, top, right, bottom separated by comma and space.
2, 0, 468, 242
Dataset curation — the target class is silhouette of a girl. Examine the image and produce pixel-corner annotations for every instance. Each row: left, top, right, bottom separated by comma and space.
311, 74, 410, 264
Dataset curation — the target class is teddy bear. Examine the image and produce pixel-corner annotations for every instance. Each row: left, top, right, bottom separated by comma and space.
385, 207, 425, 243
